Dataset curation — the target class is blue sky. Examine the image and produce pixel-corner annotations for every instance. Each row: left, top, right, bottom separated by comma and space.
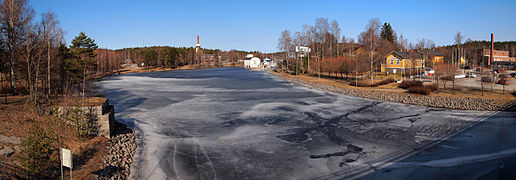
32, 0, 516, 52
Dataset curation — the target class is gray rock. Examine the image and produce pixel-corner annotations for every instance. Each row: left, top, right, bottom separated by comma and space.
0, 135, 21, 144
0, 147, 14, 158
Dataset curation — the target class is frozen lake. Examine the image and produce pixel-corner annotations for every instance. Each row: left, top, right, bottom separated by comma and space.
99, 68, 515, 179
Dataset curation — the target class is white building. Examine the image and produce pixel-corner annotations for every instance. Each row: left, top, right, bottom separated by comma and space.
244, 57, 261, 68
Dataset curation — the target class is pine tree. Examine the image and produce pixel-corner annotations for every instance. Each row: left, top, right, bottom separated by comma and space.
70, 32, 98, 98
380, 23, 394, 43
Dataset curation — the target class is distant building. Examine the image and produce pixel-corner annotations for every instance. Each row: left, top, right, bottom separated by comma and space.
479, 48, 516, 69
243, 55, 261, 68
424, 50, 444, 64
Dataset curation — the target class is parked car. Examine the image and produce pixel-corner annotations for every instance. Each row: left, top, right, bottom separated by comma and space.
466, 72, 476, 78
497, 79, 509, 85
481, 76, 493, 82
510, 72, 516, 77
455, 74, 466, 79
499, 74, 509, 79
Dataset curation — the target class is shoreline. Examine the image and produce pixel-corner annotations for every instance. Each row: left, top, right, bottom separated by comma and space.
268, 72, 516, 112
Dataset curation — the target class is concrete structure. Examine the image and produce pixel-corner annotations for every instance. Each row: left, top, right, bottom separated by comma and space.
55, 99, 115, 138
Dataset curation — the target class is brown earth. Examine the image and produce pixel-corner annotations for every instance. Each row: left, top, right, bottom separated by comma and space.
0, 95, 109, 179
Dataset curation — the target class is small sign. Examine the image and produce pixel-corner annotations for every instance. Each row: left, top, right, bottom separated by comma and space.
61, 148, 72, 168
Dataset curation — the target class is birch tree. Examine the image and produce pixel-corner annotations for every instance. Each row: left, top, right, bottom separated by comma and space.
41, 11, 62, 96
278, 30, 292, 72
358, 18, 381, 85
0, 0, 34, 94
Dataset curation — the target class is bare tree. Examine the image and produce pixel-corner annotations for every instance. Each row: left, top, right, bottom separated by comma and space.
41, 11, 62, 96
302, 24, 313, 72
293, 31, 302, 74
454, 32, 465, 66
278, 30, 292, 72
0, 0, 34, 94
330, 20, 341, 57
359, 18, 381, 85
398, 33, 408, 50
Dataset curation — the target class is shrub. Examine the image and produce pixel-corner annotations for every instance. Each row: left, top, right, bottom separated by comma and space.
67, 106, 96, 140
408, 86, 431, 95
426, 84, 438, 91
407, 84, 437, 95
376, 78, 396, 86
398, 80, 423, 89
18, 122, 57, 176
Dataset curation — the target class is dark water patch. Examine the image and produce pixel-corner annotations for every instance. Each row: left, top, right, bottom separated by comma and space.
309, 144, 363, 159
277, 133, 309, 143
346, 144, 363, 153
310, 151, 349, 159
425, 108, 450, 112
277, 106, 296, 112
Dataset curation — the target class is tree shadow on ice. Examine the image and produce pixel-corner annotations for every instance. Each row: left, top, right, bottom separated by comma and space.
104, 89, 147, 128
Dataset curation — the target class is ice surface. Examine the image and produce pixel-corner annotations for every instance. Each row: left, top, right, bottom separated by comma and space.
99, 68, 514, 179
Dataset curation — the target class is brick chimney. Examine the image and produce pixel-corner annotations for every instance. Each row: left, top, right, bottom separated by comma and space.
490, 33, 494, 66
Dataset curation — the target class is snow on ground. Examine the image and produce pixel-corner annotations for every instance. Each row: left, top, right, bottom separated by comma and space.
98, 68, 509, 179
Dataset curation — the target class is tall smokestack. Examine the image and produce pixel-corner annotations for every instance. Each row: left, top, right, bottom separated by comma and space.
490, 33, 494, 66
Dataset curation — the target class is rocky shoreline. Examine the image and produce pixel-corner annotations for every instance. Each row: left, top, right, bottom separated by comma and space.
271, 73, 516, 112
96, 122, 136, 180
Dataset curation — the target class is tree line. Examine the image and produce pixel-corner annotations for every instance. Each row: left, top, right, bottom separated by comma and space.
0, 0, 258, 105
114, 46, 253, 68
277, 18, 422, 83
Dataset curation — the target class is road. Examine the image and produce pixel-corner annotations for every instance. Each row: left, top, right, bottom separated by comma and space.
99, 68, 515, 180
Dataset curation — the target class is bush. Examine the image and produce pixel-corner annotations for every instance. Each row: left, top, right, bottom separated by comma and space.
376, 78, 396, 86
67, 106, 96, 140
18, 122, 57, 176
408, 86, 431, 95
407, 84, 437, 95
426, 84, 438, 91
398, 80, 423, 89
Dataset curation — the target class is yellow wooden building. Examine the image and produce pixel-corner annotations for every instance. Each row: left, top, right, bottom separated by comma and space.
382, 51, 424, 73
425, 51, 444, 64
381, 50, 444, 73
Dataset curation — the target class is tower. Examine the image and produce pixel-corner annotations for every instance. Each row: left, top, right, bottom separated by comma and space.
195, 35, 200, 53
489, 33, 493, 66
